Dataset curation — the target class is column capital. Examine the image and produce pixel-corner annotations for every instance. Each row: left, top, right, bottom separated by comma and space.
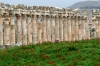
15, 14, 21, 19
22, 14, 26, 19
46, 15, 51, 18
51, 15, 55, 19
9, 14, 15, 17
32, 15, 37, 20
71, 16, 75, 19
42, 15, 46, 20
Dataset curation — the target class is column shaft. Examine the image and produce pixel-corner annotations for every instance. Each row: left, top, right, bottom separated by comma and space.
55, 16, 59, 41
22, 15, 27, 45
63, 17, 67, 41
67, 16, 71, 41
0, 15, 3, 47
37, 16, 42, 43
51, 16, 55, 42
10, 15, 15, 46
42, 16, 47, 42
4, 20, 10, 45
32, 15, 37, 44
27, 15, 32, 44
16, 15, 22, 45
46, 16, 51, 42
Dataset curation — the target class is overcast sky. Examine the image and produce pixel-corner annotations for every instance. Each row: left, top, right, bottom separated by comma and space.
0, 0, 87, 7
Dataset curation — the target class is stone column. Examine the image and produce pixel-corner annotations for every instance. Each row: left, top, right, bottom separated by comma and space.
85, 17, 90, 39
51, 16, 55, 43
67, 16, 71, 41
42, 16, 47, 42
81, 16, 85, 39
75, 16, 79, 40
46, 15, 51, 42
95, 17, 99, 38
0, 14, 3, 47
78, 16, 82, 40
71, 16, 75, 41
4, 14, 10, 46
98, 17, 100, 38
16, 14, 22, 45
55, 16, 59, 41
10, 14, 15, 46
37, 15, 42, 43
63, 16, 68, 41
27, 15, 32, 44
22, 14, 27, 45
92, 16, 96, 38
32, 15, 37, 44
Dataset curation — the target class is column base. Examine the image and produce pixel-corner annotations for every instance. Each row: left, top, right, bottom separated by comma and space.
5, 44, 11, 49
55, 38, 59, 43
15, 43, 22, 47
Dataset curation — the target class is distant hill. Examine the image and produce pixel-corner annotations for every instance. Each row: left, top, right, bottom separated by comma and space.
69, 1, 100, 9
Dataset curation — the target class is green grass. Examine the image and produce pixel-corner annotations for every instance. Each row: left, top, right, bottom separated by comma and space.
0, 38, 100, 66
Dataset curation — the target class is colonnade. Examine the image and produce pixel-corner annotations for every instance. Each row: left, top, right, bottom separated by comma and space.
0, 3, 91, 48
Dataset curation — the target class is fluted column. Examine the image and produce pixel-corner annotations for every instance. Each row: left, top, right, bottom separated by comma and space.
37, 16, 42, 43
10, 14, 15, 46
46, 16, 51, 42
16, 14, 22, 45
4, 14, 10, 46
27, 15, 32, 44
51, 16, 55, 42
32, 15, 37, 44
67, 16, 71, 41
63, 16, 68, 41
22, 14, 27, 45
42, 16, 47, 42
0, 14, 3, 47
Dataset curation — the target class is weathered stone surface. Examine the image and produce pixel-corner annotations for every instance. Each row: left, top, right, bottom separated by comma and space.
0, 2, 96, 48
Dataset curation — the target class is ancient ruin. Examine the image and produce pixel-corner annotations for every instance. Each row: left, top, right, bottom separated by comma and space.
0, 2, 98, 48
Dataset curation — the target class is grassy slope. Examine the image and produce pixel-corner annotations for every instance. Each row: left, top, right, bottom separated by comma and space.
0, 39, 100, 66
